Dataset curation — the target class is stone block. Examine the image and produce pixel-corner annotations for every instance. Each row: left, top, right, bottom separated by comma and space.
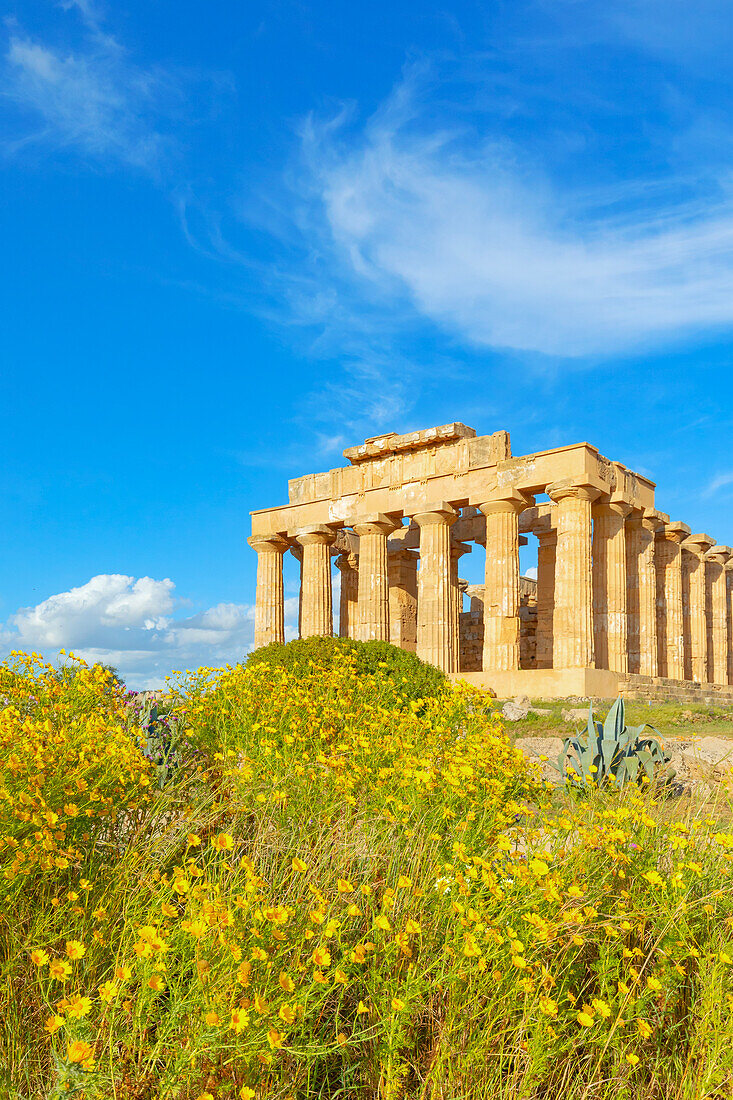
502, 695, 531, 721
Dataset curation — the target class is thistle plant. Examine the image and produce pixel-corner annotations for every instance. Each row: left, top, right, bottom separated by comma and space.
554, 695, 670, 789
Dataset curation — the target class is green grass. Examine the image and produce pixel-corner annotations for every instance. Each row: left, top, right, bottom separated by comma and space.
506, 699, 733, 741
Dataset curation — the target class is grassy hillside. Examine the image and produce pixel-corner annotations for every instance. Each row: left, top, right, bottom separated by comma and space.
3, 646, 733, 1099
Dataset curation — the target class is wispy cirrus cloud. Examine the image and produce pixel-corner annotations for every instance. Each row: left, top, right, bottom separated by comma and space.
283, 66, 733, 359
703, 471, 733, 499
3, 24, 178, 173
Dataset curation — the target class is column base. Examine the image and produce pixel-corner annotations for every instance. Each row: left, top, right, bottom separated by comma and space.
451, 667, 733, 703
452, 667, 620, 699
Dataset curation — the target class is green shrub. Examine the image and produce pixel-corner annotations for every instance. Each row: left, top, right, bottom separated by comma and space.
246, 635, 446, 704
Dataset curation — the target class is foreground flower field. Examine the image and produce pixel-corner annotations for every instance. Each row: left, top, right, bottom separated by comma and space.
3, 646, 733, 1099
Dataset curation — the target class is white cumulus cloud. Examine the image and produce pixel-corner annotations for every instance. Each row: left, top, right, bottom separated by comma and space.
1, 573, 300, 690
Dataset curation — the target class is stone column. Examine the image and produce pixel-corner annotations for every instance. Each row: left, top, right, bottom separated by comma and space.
413, 503, 458, 672
681, 549, 693, 682
352, 515, 399, 642
682, 534, 714, 683
636, 511, 662, 677
655, 522, 690, 680
705, 546, 731, 685
727, 562, 733, 687
248, 534, 289, 648
296, 525, 336, 638
335, 551, 359, 639
534, 518, 556, 669
388, 547, 418, 651
592, 499, 632, 673
450, 542, 471, 672
547, 481, 599, 669
479, 490, 534, 673
625, 512, 642, 674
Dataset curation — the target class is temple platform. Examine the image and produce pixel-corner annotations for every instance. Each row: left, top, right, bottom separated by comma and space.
452, 669, 733, 704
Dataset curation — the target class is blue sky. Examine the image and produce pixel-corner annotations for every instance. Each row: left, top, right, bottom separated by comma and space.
2, 0, 733, 686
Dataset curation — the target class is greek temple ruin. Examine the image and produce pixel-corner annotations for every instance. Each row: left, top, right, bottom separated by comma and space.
249, 423, 733, 699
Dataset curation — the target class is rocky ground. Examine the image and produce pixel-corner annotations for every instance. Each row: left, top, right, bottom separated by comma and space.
501, 695, 733, 795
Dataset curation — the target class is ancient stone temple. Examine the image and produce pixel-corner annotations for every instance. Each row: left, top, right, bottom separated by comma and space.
249, 424, 733, 699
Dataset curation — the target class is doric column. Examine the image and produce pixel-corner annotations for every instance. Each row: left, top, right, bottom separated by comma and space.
727, 562, 733, 686
412, 503, 458, 672
248, 534, 289, 648
625, 512, 642, 673
682, 534, 714, 683
705, 546, 731, 684
478, 490, 534, 673
335, 551, 359, 639
656, 521, 690, 680
534, 516, 556, 669
592, 499, 632, 673
637, 511, 662, 677
547, 481, 599, 669
352, 515, 399, 642
295, 525, 336, 638
450, 542, 471, 673
388, 547, 418, 651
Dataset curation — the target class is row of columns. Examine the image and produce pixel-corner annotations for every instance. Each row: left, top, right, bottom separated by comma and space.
250, 485, 733, 683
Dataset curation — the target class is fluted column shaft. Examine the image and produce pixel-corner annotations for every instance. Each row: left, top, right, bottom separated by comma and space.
535, 527, 556, 669
296, 526, 336, 638
249, 535, 288, 648
593, 501, 631, 673
727, 565, 733, 686
480, 492, 532, 672
626, 514, 642, 674
547, 483, 598, 668
414, 506, 458, 672
682, 536, 713, 683
706, 548, 731, 684
637, 515, 659, 676
656, 525, 688, 680
335, 552, 359, 639
353, 517, 396, 642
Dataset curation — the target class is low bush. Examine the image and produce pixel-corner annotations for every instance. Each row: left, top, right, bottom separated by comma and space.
245, 636, 447, 706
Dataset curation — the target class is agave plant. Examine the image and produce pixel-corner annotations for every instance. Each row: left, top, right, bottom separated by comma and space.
554, 696, 669, 790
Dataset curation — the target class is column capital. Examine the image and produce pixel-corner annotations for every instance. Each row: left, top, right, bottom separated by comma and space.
248, 533, 289, 554
351, 513, 402, 537
682, 533, 715, 559
477, 488, 535, 516
335, 550, 358, 571
546, 479, 601, 504
388, 543, 419, 562
659, 520, 691, 544
596, 498, 633, 519
450, 540, 472, 560
705, 544, 732, 565
530, 510, 557, 539
410, 502, 459, 527
295, 524, 338, 548
640, 508, 668, 534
